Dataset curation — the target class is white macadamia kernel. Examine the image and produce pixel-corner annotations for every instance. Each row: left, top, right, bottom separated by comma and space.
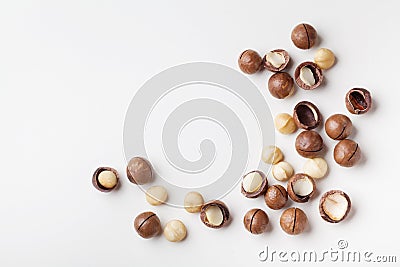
274, 113, 297, 134
184, 191, 204, 213
145, 186, 168, 206
292, 178, 314, 196
272, 161, 294, 181
322, 193, 348, 221
163, 220, 187, 242
303, 158, 328, 179
205, 206, 224, 226
242, 172, 263, 193
314, 48, 335, 70
300, 66, 316, 86
262, 145, 284, 164
265, 51, 286, 68
97, 170, 117, 189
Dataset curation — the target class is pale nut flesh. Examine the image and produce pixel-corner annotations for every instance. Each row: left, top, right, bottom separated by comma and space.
265, 51, 286, 68
293, 178, 314, 196
262, 145, 284, 164
314, 48, 335, 70
274, 113, 297, 135
303, 158, 328, 179
163, 220, 187, 242
184, 191, 204, 213
272, 161, 294, 181
146, 186, 168, 206
204, 206, 224, 226
300, 66, 316, 86
97, 170, 118, 189
242, 172, 263, 193
322, 193, 348, 221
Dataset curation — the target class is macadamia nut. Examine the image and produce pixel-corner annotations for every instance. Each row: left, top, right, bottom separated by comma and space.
314, 48, 335, 70
303, 158, 328, 179
97, 170, 118, 189
274, 113, 297, 134
145, 186, 168, 206
262, 145, 284, 164
163, 220, 187, 242
184, 191, 204, 213
272, 161, 294, 181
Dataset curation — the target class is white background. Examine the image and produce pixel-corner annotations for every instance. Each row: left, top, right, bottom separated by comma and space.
1, 1, 399, 266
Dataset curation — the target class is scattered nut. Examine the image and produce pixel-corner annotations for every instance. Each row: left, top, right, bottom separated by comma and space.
200, 200, 230, 229
145, 186, 168, 206
264, 185, 288, 210
243, 209, 269, 234
134, 211, 162, 239
272, 161, 294, 181
126, 157, 153, 185
295, 130, 324, 158
345, 88, 372, 115
325, 114, 353, 140
262, 145, 284, 164
263, 49, 290, 72
287, 173, 316, 203
238, 49, 263, 74
163, 220, 187, 242
241, 170, 268, 198
314, 48, 335, 70
280, 207, 308, 235
274, 113, 297, 134
92, 167, 119, 192
268, 72, 295, 99
291, 23, 318, 50
293, 101, 322, 130
319, 190, 351, 223
184, 191, 204, 213
333, 139, 361, 167
303, 158, 328, 179
294, 62, 323, 90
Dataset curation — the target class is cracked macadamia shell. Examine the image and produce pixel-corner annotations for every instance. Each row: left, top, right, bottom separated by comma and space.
293, 101, 322, 130
319, 190, 351, 223
92, 167, 119, 192
200, 200, 230, 229
243, 209, 269, 234
287, 173, 316, 203
333, 139, 361, 167
295, 130, 324, 158
241, 170, 268, 198
263, 49, 290, 72
280, 207, 308, 235
325, 114, 353, 140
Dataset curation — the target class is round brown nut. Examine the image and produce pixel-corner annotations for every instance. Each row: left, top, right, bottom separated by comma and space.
263, 49, 290, 72
200, 200, 230, 229
238, 49, 262, 74
325, 114, 353, 140
291, 23, 317, 50
243, 209, 269, 234
134, 211, 162, 239
184, 191, 204, 213
333, 139, 361, 167
126, 157, 153, 185
319, 190, 351, 223
163, 220, 187, 242
271, 161, 294, 181
287, 173, 316, 203
345, 88, 372, 115
295, 130, 324, 158
241, 170, 268, 198
268, 72, 295, 99
280, 207, 308, 235
92, 167, 119, 192
264, 185, 288, 210
314, 48, 335, 70
293, 101, 321, 130
294, 61, 323, 90
274, 113, 297, 135
262, 145, 284, 164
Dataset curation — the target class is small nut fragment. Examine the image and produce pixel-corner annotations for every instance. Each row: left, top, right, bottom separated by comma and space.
325, 114, 353, 140
126, 157, 153, 185
200, 200, 230, 229
145, 186, 168, 206
280, 207, 308, 235
264, 185, 288, 210
345, 88, 372, 115
184, 191, 204, 213
272, 161, 294, 181
92, 167, 119, 192
295, 130, 324, 158
294, 62, 323, 90
314, 48, 335, 70
134, 211, 162, 239
263, 49, 290, 72
243, 209, 269, 234
163, 220, 187, 242
262, 145, 284, 164
333, 139, 361, 167
293, 101, 322, 130
241, 170, 268, 198
274, 113, 297, 135
287, 173, 316, 203
303, 158, 328, 179
238, 49, 262, 74
319, 190, 351, 223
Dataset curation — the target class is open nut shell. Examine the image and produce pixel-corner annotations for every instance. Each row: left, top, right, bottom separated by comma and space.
92, 167, 119, 192
287, 173, 316, 203
241, 170, 268, 198
319, 190, 351, 223
200, 200, 230, 229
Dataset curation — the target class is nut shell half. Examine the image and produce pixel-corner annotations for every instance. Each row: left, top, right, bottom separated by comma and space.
263, 49, 290, 72
293, 101, 321, 130
200, 200, 230, 229
92, 167, 119, 192
294, 61, 323, 90
319, 190, 351, 223
241, 170, 268, 198
345, 88, 372, 115
287, 173, 316, 203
